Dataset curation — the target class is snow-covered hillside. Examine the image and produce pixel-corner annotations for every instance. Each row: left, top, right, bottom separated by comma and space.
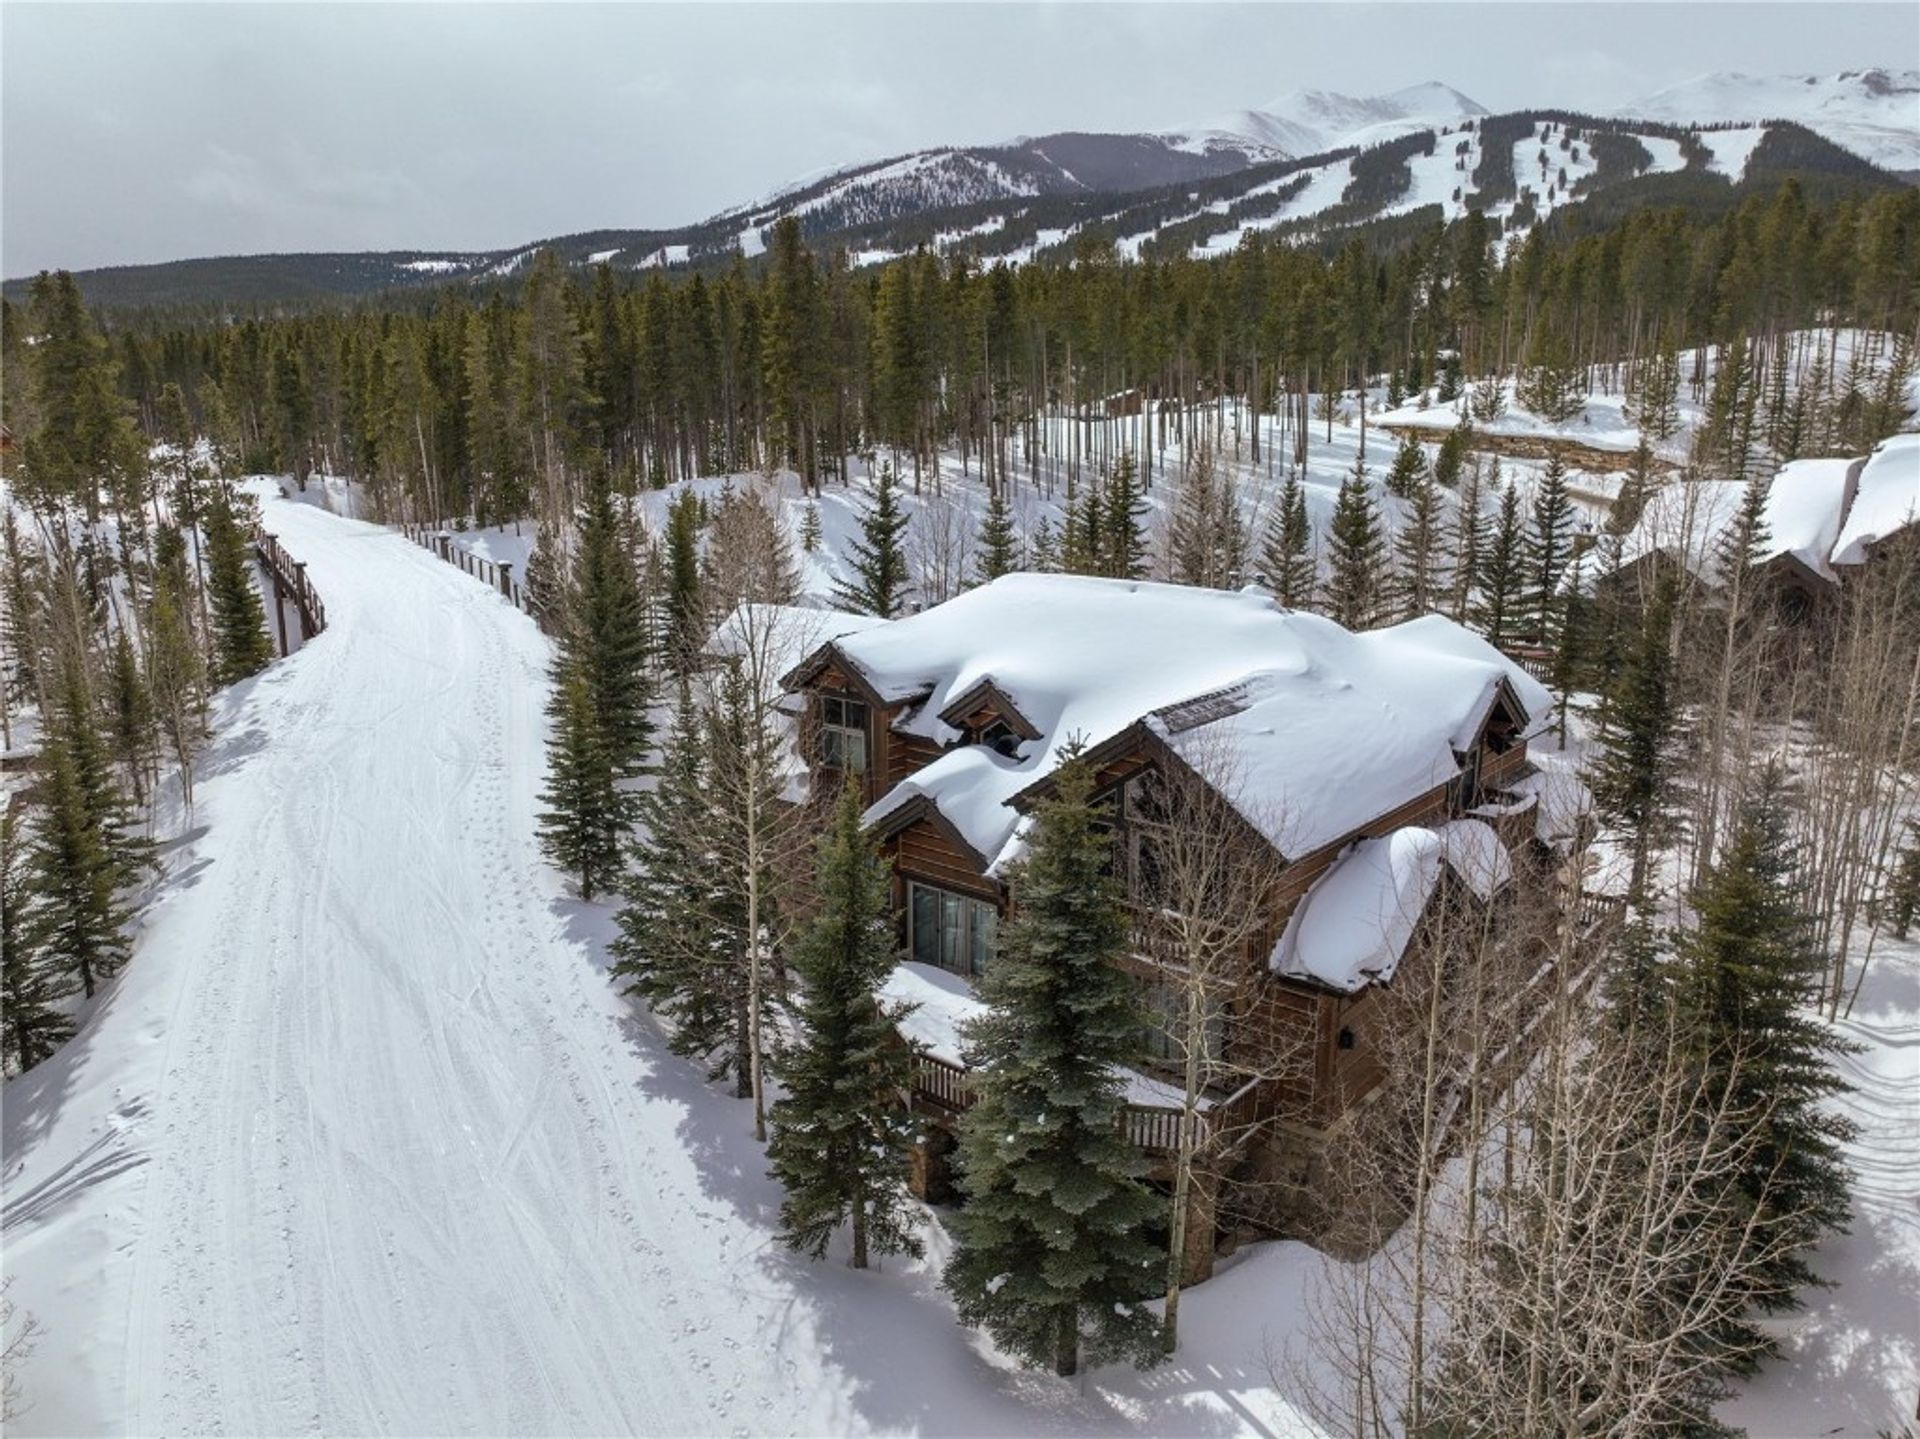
1627, 68, 1920, 174
1179, 80, 1489, 159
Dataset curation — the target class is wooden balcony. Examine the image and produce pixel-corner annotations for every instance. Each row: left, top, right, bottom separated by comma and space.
909, 1053, 1266, 1159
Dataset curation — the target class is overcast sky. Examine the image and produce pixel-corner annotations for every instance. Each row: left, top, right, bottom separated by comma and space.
4, 2, 1914, 276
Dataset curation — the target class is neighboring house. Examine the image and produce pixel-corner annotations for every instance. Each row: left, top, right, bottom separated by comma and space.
1593, 432, 1920, 609
778, 574, 1606, 1276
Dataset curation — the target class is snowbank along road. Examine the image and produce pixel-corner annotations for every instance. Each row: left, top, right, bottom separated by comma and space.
2, 500, 891, 1435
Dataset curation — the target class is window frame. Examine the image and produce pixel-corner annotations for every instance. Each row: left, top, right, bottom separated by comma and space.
817, 693, 870, 775
906, 880, 997, 979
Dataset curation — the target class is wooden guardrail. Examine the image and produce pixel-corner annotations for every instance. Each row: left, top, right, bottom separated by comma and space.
398, 521, 535, 617
910, 1049, 1264, 1158
252, 527, 326, 655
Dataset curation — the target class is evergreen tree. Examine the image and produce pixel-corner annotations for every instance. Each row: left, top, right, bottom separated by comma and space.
202, 486, 273, 685
834, 466, 912, 617
1525, 450, 1578, 642
1590, 574, 1679, 896
1517, 329, 1583, 423
1472, 479, 1527, 647
1169, 441, 1243, 588
564, 483, 655, 781
943, 754, 1164, 1378
1101, 453, 1150, 579
767, 782, 921, 1269
1431, 424, 1466, 492
1629, 336, 1683, 442
973, 487, 1019, 586
1323, 460, 1385, 630
799, 501, 823, 555
1259, 470, 1315, 608
1392, 473, 1447, 620
26, 659, 149, 998
1885, 820, 1920, 940
1449, 456, 1490, 622
664, 488, 704, 666
1, 799, 73, 1074
538, 670, 622, 902
613, 685, 740, 1074
1676, 765, 1856, 1357
105, 630, 156, 804
1384, 431, 1429, 500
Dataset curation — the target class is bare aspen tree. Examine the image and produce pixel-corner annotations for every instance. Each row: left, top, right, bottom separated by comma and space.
1117, 743, 1294, 1351
702, 602, 833, 1139
907, 490, 973, 608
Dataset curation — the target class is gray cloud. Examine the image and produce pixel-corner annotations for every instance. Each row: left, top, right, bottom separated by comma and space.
4, 1, 1914, 275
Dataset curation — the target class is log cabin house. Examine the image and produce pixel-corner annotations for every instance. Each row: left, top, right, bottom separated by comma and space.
773, 574, 1605, 1280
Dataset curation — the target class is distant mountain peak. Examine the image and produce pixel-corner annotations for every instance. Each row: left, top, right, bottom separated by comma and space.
1626, 67, 1920, 172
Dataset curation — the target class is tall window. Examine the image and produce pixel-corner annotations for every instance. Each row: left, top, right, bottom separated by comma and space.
1136, 975, 1226, 1070
819, 694, 869, 774
908, 881, 997, 978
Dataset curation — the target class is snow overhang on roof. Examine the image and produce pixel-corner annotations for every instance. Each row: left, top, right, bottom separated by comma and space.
816, 574, 1552, 874
1832, 433, 1920, 567
1268, 819, 1512, 993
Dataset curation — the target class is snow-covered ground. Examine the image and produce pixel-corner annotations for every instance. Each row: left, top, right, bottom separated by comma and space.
1, 497, 1345, 1436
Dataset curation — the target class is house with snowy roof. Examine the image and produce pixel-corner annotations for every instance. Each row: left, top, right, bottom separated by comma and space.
1594, 431, 1920, 608
779, 573, 1599, 1273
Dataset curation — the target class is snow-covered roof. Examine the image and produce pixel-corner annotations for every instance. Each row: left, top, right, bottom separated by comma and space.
1609, 459, 1858, 587
879, 961, 983, 1065
1832, 433, 1920, 566
1269, 828, 1442, 992
1267, 818, 1514, 992
1508, 766, 1592, 850
808, 574, 1550, 874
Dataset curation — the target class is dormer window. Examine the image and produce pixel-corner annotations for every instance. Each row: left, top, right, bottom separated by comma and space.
979, 719, 1024, 759
819, 695, 869, 774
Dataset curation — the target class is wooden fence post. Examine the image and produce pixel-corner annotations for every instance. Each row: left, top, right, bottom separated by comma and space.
499, 562, 515, 601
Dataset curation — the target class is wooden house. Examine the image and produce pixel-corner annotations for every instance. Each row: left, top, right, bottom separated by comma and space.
777, 575, 1605, 1279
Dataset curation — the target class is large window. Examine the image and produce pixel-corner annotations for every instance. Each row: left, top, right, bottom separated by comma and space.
818, 694, 869, 774
908, 881, 997, 978
1136, 975, 1227, 1070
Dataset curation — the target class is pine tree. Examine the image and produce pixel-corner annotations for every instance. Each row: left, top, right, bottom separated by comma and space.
26, 659, 149, 998
202, 486, 273, 685
664, 488, 704, 666
1629, 337, 1683, 442
1, 799, 73, 1074
1259, 470, 1315, 608
538, 670, 622, 902
1449, 457, 1491, 622
555, 482, 654, 798
1472, 479, 1527, 646
1384, 431, 1429, 500
1431, 424, 1466, 492
1525, 450, 1578, 642
1101, 453, 1150, 579
1169, 439, 1243, 588
613, 684, 740, 1074
767, 782, 922, 1269
1392, 473, 1447, 620
1517, 329, 1583, 423
145, 525, 207, 805
943, 754, 1164, 1378
1676, 764, 1856, 1357
799, 501, 823, 555
105, 630, 156, 804
1324, 460, 1385, 630
973, 487, 1019, 586
1885, 820, 1920, 939
834, 465, 911, 617
1589, 573, 1678, 897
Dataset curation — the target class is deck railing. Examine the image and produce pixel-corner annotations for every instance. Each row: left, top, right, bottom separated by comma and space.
398, 521, 535, 617
910, 1051, 1265, 1158
252, 527, 327, 653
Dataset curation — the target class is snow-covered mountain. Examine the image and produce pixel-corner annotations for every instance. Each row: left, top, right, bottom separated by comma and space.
1626, 68, 1920, 175
1177, 81, 1490, 160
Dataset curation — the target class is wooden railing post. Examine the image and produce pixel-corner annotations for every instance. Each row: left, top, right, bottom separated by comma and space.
499, 562, 515, 601
262, 532, 291, 657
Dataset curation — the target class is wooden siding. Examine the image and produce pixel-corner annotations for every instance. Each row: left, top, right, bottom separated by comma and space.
891, 820, 1001, 903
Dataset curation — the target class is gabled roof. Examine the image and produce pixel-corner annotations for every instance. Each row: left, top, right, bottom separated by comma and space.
1833, 433, 1920, 566
807, 574, 1551, 876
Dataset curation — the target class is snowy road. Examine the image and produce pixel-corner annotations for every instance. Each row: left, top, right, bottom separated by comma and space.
1, 503, 874, 1434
